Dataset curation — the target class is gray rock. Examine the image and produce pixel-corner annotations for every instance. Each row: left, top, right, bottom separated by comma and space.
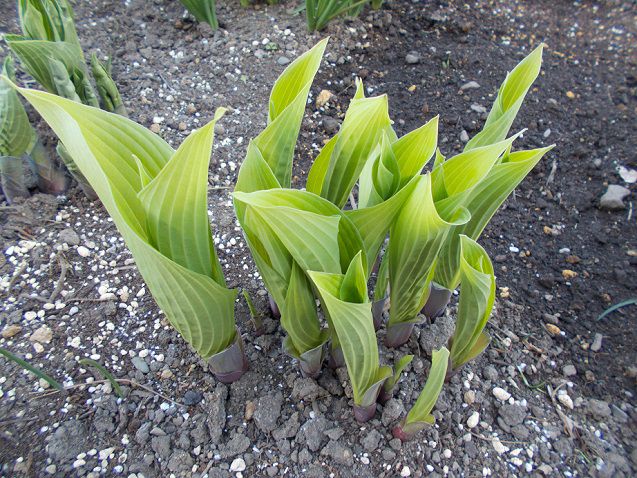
405, 51, 420, 64
499, 404, 527, 426
361, 429, 383, 452
382, 448, 396, 461
419, 316, 455, 355
320, 440, 354, 466
292, 378, 328, 402
460, 130, 469, 143
207, 384, 227, 443
151, 435, 171, 460
135, 422, 152, 445
299, 417, 330, 452
219, 433, 250, 459
254, 49, 266, 59
563, 364, 577, 377
58, 228, 80, 245
599, 185, 630, 210
254, 392, 283, 433
277, 56, 290, 66
324, 427, 344, 441
587, 399, 611, 418
272, 412, 300, 441
47, 420, 87, 461
131, 357, 149, 374
470, 104, 487, 114
167, 450, 194, 472
482, 365, 499, 381
381, 399, 405, 427
322, 117, 339, 135
183, 390, 203, 406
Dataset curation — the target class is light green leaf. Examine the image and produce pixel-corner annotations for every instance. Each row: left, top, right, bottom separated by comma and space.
0, 58, 35, 157
393, 115, 439, 182
465, 45, 543, 151
388, 174, 470, 327
179, 0, 218, 29
450, 236, 495, 369
309, 252, 390, 407
15, 86, 237, 358
404, 346, 449, 427
385, 354, 414, 392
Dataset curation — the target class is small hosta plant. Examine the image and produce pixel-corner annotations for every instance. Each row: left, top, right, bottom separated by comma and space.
1, 56, 65, 203
448, 236, 496, 373
392, 347, 449, 441
12, 84, 248, 383
5, 0, 127, 197
305, 0, 373, 31
180, 0, 218, 30
309, 252, 392, 422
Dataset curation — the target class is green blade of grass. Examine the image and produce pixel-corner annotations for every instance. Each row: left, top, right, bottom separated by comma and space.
596, 298, 637, 322
79, 358, 123, 397
0, 346, 63, 390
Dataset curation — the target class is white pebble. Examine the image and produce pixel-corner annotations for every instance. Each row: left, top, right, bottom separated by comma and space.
492, 438, 508, 455
77, 246, 90, 257
400, 466, 411, 477
558, 392, 574, 409
493, 387, 511, 401
467, 411, 480, 429
230, 458, 246, 472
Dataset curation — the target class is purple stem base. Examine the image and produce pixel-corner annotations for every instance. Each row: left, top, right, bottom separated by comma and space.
385, 322, 415, 348
421, 282, 452, 321
327, 346, 345, 369
268, 294, 281, 319
208, 331, 249, 384
353, 403, 377, 423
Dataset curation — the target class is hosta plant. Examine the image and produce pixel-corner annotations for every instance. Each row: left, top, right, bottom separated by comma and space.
424, 44, 551, 318
305, 0, 373, 31
0, 56, 65, 203
180, 0, 218, 30
309, 252, 392, 422
5, 0, 127, 197
377, 353, 413, 404
11, 84, 248, 383
392, 347, 449, 441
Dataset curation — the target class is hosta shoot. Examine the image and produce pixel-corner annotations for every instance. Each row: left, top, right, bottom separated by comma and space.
180, 0, 218, 30
449, 236, 495, 371
392, 347, 449, 441
378, 354, 413, 404
1, 56, 64, 203
13, 84, 248, 383
305, 0, 372, 31
309, 252, 392, 422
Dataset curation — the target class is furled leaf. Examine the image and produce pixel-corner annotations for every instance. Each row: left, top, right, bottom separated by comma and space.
384, 354, 414, 392
0, 57, 35, 157
465, 45, 543, 151
15, 85, 237, 359
308, 252, 391, 407
388, 174, 470, 327
450, 236, 495, 369
434, 145, 552, 289
91, 54, 127, 116
402, 347, 449, 429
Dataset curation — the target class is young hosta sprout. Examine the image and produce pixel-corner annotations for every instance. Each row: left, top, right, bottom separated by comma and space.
305, 0, 371, 31
309, 252, 392, 422
180, 0, 218, 30
427, 45, 551, 315
377, 354, 413, 405
13, 85, 247, 383
392, 347, 449, 441
91, 54, 127, 116
449, 236, 496, 371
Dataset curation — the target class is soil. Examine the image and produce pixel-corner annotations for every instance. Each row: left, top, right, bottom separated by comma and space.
1, 1, 636, 477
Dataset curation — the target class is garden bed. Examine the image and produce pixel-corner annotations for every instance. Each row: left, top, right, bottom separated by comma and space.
0, 1, 635, 477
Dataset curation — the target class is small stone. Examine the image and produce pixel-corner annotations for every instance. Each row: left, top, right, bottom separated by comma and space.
316, 90, 334, 108
558, 393, 574, 409
29, 325, 53, 344
492, 438, 507, 455
405, 52, 420, 64
483, 365, 498, 381
230, 458, 246, 472
45, 464, 57, 474
277, 56, 290, 66
76, 246, 90, 257
499, 404, 526, 426
460, 130, 469, 143
183, 390, 203, 406
566, 91, 575, 99
320, 440, 353, 466
599, 185, 630, 210
563, 365, 577, 377
460, 81, 480, 90
470, 104, 487, 114
253, 392, 283, 433
591, 333, 603, 352
131, 357, 149, 374
186, 104, 197, 114
2, 324, 22, 338
214, 123, 225, 136
361, 429, 382, 452
58, 228, 80, 246
587, 399, 611, 418
464, 390, 476, 405
561, 269, 578, 280
493, 387, 511, 401
467, 411, 479, 429
381, 398, 405, 426
400, 465, 411, 477
245, 401, 256, 421
545, 323, 561, 336
178, 122, 187, 131
292, 378, 327, 401
150, 123, 161, 134
322, 117, 339, 135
